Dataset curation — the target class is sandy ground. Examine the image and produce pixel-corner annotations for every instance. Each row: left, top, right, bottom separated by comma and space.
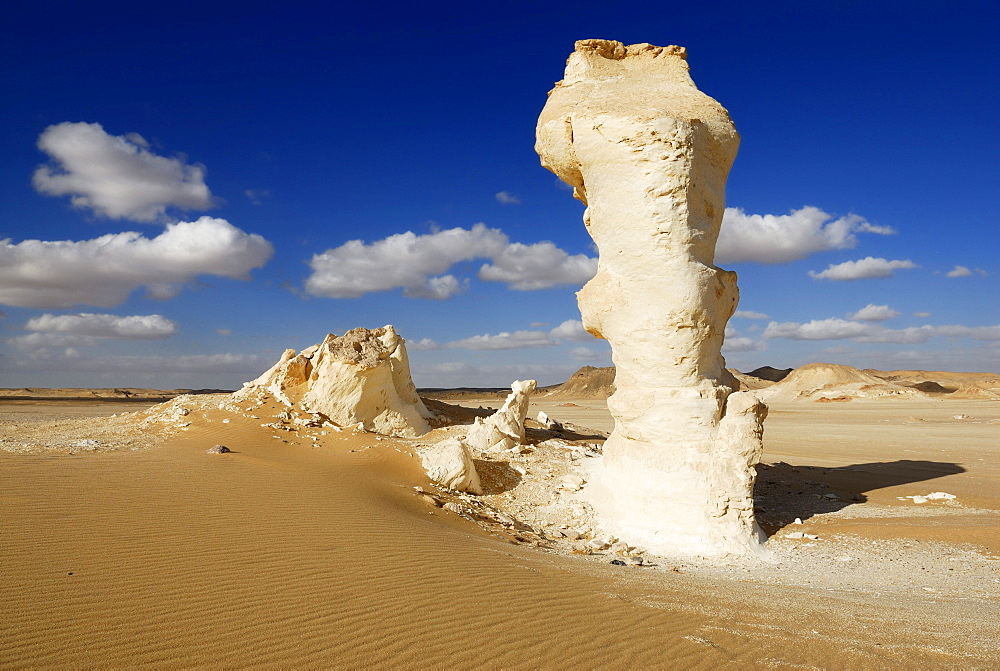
1, 392, 998, 668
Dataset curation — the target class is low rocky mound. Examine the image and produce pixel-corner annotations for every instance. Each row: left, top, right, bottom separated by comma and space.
906, 381, 955, 394
948, 384, 1000, 400
234, 326, 433, 437
762, 363, 926, 402
745, 366, 794, 382
866, 369, 1000, 398
546, 365, 770, 398
544, 366, 616, 399
731, 370, 775, 390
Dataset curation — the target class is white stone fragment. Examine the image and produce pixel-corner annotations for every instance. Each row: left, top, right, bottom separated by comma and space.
536, 411, 562, 430
419, 437, 483, 495
536, 39, 767, 559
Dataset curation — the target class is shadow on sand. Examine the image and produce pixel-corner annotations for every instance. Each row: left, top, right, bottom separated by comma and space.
753, 459, 965, 537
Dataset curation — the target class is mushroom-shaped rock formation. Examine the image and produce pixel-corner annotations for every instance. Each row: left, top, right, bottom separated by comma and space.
536, 40, 768, 559
236, 326, 432, 437
464, 379, 537, 452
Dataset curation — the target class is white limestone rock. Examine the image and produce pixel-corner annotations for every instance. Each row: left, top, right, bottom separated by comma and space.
234, 326, 431, 437
536, 40, 768, 560
464, 379, 537, 452
419, 437, 483, 494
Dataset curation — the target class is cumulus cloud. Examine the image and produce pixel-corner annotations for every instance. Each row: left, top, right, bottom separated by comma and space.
808, 257, 918, 281
716, 206, 894, 265
569, 347, 601, 361
763, 319, 1000, 344
946, 265, 973, 278
305, 224, 597, 298
722, 337, 762, 352
548, 319, 594, 342
477, 242, 597, 290
33, 122, 216, 222
733, 310, 769, 319
306, 224, 507, 299
847, 304, 900, 322
447, 330, 555, 350
403, 274, 467, 300
24, 312, 177, 339
8, 312, 178, 352
432, 319, 597, 351
495, 191, 522, 205
0, 217, 274, 308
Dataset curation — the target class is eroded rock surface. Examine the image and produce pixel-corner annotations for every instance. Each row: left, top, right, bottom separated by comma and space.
536, 39, 768, 559
419, 437, 483, 494
464, 379, 537, 452
235, 326, 432, 437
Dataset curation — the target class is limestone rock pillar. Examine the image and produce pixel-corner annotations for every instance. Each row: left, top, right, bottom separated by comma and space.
536, 40, 768, 559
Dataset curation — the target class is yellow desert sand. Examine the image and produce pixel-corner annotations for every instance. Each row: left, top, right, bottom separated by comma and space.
2, 362, 999, 668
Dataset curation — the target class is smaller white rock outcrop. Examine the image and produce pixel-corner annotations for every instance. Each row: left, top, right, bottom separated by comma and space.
464, 379, 537, 452
235, 326, 432, 437
419, 437, 483, 494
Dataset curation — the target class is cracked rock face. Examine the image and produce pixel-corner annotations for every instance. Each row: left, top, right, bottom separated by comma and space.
236, 326, 431, 437
536, 39, 768, 559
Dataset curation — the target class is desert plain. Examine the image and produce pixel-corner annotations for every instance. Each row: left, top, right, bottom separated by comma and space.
1, 365, 998, 669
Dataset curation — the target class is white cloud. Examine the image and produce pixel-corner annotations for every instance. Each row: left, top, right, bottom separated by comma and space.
305, 224, 508, 299
25, 313, 176, 338
716, 206, 894, 264
495, 191, 522, 205
913, 311, 931, 318
946, 265, 972, 278
403, 274, 467, 300
723, 337, 762, 352
33, 122, 216, 222
847, 304, 900, 322
548, 319, 594, 342
0, 217, 274, 308
9, 312, 178, 352
477, 241, 597, 290
764, 318, 879, 341
733, 310, 769, 319
305, 224, 597, 298
446, 330, 556, 350
809, 257, 918, 281
407, 338, 441, 351
763, 319, 1000, 344
568, 346, 601, 361
244, 189, 270, 205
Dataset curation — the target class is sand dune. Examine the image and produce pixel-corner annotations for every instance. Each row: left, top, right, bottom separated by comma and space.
2, 383, 999, 667
761, 363, 926, 401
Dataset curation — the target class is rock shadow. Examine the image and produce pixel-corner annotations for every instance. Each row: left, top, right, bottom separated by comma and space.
473, 459, 522, 495
753, 459, 965, 537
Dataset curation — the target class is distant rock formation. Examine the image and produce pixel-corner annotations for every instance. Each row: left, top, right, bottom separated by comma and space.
235, 326, 432, 437
464, 379, 536, 452
761, 363, 926, 401
545, 366, 616, 399
537, 39, 768, 559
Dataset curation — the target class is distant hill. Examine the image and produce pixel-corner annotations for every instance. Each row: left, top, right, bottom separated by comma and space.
543, 366, 616, 399
745, 366, 793, 382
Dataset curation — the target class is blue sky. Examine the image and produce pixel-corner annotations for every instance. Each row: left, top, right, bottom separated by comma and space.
1, 0, 998, 389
